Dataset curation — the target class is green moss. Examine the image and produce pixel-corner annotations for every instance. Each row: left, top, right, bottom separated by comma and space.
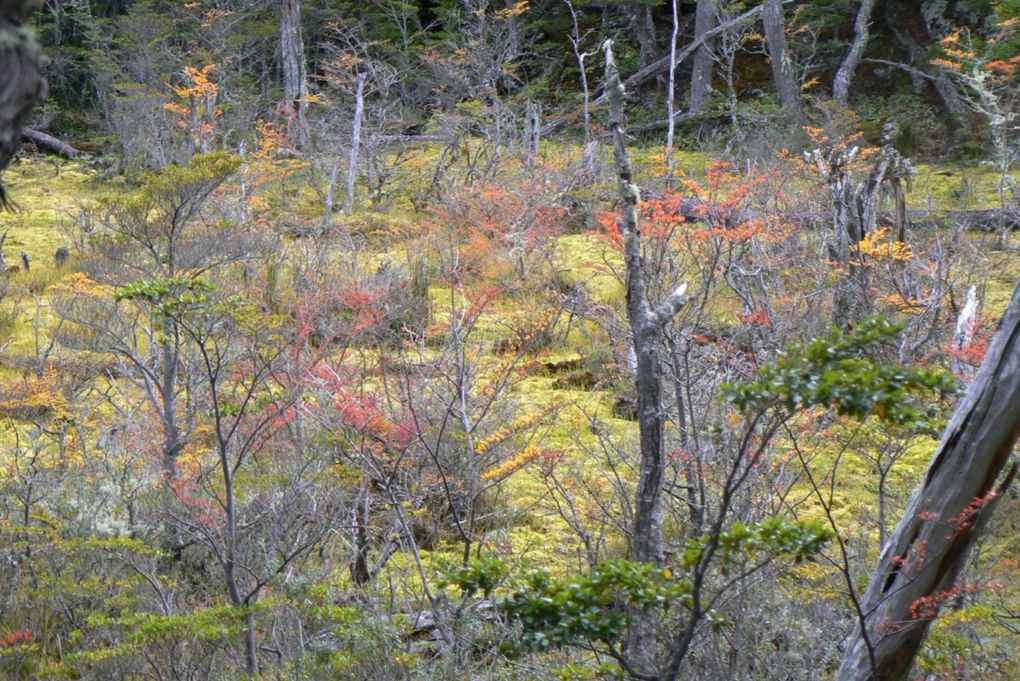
910, 164, 1020, 211
0, 158, 110, 274
552, 234, 624, 305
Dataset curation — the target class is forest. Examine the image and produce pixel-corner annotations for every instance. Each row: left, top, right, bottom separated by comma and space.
0, 0, 1019, 679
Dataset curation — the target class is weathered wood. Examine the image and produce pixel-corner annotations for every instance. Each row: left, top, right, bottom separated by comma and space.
652, 194, 1020, 234
0, 3, 47, 209
0, 230, 8, 272
904, 208, 1020, 232
762, 0, 802, 120
833, 0, 878, 104
344, 72, 366, 216
605, 39, 688, 674
836, 278, 1020, 681
593, 3, 771, 106
687, 0, 717, 117
278, 0, 308, 148
21, 128, 83, 158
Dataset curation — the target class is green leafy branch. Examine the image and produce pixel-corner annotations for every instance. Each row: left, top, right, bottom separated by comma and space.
722, 317, 958, 425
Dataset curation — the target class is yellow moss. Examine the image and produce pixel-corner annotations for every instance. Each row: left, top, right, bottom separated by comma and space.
552, 234, 625, 305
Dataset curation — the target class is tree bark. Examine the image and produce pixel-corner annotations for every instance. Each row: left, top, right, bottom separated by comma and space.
592, 3, 768, 107
837, 279, 1020, 681
631, 2, 658, 71
21, 128, 83, 158
0, 2, 47, 209
523, 100, 540, 166
0, 230, 8, 272
665, 0, 680, 184
688, 0, 717, 116
278, 0, 308, 148
604, 39, 688, 672
761, 0, 802, 120
833, 0, 877, 105
345, 73, 366, 216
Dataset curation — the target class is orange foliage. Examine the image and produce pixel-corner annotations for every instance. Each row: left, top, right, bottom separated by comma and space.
428, 180, 565, 283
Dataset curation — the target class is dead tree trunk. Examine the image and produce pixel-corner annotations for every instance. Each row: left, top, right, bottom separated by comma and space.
665, 0, 680, 185
604, 39, 688, 673
688, 0, 718, 116
345, 73, 366, 216
278, 0, 308, 148
761, 0, 802, 120
523, 100, 540, 166
0, 2, 47, 209
836, 279, 1020, 681
629, 2, 658, 71
21, 128, 83, 158
833, 0, 877, 105
812, 132, 912, 329
565, 0, 594, 175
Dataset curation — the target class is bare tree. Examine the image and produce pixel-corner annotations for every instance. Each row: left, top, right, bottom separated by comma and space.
278, 0, 308, 148
665, 0, 680, 184
345, 72, 366, 215
564, 0, 595, 174
833, 0, 877, 105
604, 39, 689, 670
762, 0, 802, 120
837, 279, 1020, 681
688, 0, 718, 116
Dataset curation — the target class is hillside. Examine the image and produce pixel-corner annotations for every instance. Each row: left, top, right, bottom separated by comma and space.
0, 1, 1019, 680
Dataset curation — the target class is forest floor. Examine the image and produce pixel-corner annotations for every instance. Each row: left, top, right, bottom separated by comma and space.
1, 150, 1019, 579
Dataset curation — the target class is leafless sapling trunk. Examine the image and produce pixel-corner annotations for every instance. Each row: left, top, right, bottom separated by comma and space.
523, 100, 540, 166
665, 0, 680, 185
345, 73, 366, 216
565, 1, 596, 175
604, 39, 688, 672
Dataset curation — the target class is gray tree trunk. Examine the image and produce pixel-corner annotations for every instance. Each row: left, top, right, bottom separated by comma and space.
665, 0, 680, 184
884, 3, 965, 115
604, 40, 688, 672
833, 0, 877, 105
593, 3, 767, 106
762, 0, 802, 120
688, 0, 717, 116
523, 100, 540, 166
0, 1, 47, 208
564, 0, 594, 176
837, 278, 1020, 681
279, 0, 308, 148
631, 2, 658, 71
345, 73, 366, 216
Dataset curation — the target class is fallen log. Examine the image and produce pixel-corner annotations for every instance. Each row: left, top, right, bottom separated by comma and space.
904, 208, 1020, 232
21, 128, 84, 159
592, 2, 777, 105
641, 195, 1020, 234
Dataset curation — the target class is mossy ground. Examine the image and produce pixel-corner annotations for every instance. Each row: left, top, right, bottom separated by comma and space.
2, 149, 1018, 582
